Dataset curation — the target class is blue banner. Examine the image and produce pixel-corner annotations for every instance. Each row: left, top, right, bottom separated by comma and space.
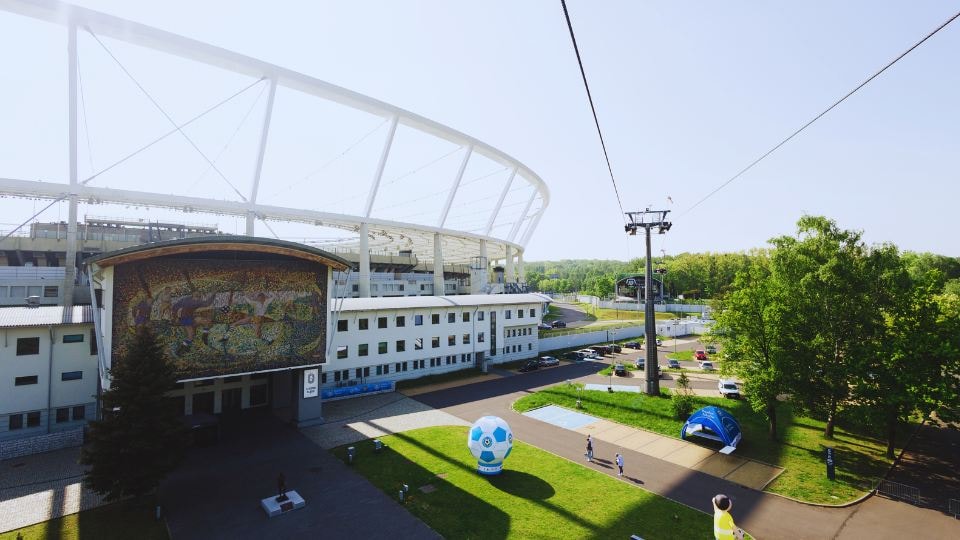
321, 381, 394, 400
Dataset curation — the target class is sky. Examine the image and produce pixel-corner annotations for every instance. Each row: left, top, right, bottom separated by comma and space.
1, 1, 958, 262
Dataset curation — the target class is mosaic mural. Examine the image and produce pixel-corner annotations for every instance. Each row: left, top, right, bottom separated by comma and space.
113, 258, 327, 380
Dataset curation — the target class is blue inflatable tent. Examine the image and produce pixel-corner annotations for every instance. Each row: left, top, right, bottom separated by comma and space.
680, 406, 742, 454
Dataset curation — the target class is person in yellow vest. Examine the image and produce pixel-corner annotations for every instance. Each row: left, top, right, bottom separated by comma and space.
712, 494, 744, 540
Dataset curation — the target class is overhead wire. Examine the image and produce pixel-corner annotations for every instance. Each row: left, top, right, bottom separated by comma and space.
683, 8, 960, 215
560, 0, 626, 221
86, 28, 249, 202
76, 54, 96, 175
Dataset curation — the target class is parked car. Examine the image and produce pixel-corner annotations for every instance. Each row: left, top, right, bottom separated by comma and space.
614, 363, 627, 376
609, 344, 622, 353
705, 344, 717, 354
518, 360, 540, 372
667, 359, 681, 369
538, 323, 553, 331
624, 341, 641, 349
718, 379, 740, 398
699, 361, 715, 371
695, 350, 708, 361
565, 351, 585, 361
551, 320, 566, 328
634, 358, 645, 370
655, 339, 663, 346
590, 346, 610, 356
578, 349, 600, 359
538, 355, 559, 367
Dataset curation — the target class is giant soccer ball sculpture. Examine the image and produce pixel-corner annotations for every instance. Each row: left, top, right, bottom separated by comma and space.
467, 416, 514, 475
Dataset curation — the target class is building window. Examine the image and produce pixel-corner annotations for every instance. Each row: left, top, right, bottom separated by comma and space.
376, 365, 383, 376
530, 308, 536, 317
8, 414, 23, 430
415, 315, 423, 326
27, 286, 41, 298
62, 334, 84, 344
44, 286, 59, 298
528, 343, 533, 351
448, 335, 456, 346
89, 329, 98, 355
337, 320, 348, 332
337, 346, 348, 359
432, 337, 440, 348
356, 368, 363, 379
478, 332, 485, 343
518, 309, 523, 318
341, 370, 349, 381
378, 341, 388, 354
396, 340, 406, 352
61, 371, 83, 381
415, 338, 423, 350
16, 337, 40, 356
396, 315, 406, 327
478, 311, 485, 321
432, 314, 440, 324
358, 344, 368, 356
505, 310, 512, 320
334, 371, 341, 382
463, 312, 470, 322
383, 364, 390, 374
447, 313, 455, 323
463, 334, 470, 345
359, 318, 369, 330
321, 372, 328, 384
378, 317, 388, 329
26, 411, 41, 427
72, 406, 85, 421
15, 376, 38, 386
56, 408, 70, 423
250, 385, 268, 406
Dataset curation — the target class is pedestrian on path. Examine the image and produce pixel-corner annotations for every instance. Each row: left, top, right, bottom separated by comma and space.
616, 453, 624, 476
712, 494, 744, 540
585, 435, 593, 462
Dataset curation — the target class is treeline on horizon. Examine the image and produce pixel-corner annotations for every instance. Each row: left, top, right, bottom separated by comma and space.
525, 249, 960, 300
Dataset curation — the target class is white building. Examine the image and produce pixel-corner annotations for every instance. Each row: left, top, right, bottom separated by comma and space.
323, 293, 551, 392
0, 306, 98, 458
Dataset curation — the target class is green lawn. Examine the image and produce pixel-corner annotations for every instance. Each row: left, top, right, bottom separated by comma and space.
0, 499, 167, 540
333, 426, 715, 540
667, 350, 695, 361
514, 386, 898, 504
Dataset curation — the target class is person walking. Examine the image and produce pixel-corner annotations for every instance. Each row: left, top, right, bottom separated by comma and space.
585, 435, 594, 462
616, 453, 624, 476
712, 494, 744, 540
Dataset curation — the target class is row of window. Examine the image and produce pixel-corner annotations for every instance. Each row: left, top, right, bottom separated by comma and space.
0, 285, 59, 299
326, 354, 476, 383
505, 327, 534, 338
503, 344, 532, 354
336, 308, 537, 332
7, 405, 85, 431
336, 333, 484, 358
11, 331, 98, 356
13, 370, 83, 386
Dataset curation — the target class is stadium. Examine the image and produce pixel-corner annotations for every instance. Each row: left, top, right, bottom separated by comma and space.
0, 0, 550, 452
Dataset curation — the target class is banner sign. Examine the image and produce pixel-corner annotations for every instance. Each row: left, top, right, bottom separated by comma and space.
825, 447, 836, 480
321, 381, 394, 400
303, 368, 319, 399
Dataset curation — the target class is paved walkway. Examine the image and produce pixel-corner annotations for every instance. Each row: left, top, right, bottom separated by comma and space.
411, 364, 960, 540
0, 447, 104, 534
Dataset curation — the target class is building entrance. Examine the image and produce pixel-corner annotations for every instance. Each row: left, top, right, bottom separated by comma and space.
221, 388, 242, 413
192, 391, 215, 415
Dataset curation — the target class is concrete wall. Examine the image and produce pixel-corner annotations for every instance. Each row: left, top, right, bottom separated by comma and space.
0, 428, 83, 460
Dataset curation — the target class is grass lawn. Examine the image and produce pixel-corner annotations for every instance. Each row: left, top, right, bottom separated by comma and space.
0, 499, 167, 540
667, 350, 695, 361
333, 426, 715, 540
514, 386, 899, 504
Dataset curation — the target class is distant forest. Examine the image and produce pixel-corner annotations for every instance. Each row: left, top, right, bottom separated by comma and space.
524, 251, 960, 300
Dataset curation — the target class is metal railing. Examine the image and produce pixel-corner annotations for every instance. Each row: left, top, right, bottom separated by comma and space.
877, 480, 920, 505
949, 498, 959, 519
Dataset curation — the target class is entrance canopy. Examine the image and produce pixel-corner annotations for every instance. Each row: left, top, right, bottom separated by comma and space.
681, 406, 742, 454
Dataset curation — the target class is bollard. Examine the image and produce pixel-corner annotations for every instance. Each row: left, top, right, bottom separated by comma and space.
399, 490, 404, 502
374, 439, 383, 452
347, 446, 356, 464
155, 505, 162, 521
403, 484, 409, 493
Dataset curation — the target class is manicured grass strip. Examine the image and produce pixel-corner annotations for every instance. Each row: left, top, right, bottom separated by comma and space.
333, 426, 713, 540
514, 386, 899, 504
667, 350, 695, 361
0, 499, 167, 540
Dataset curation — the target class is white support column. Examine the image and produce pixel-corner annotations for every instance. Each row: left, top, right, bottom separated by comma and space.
364, 114, 399, 218
485, 167, 517, 235
437, 145, 473, 227
358, 223, 371, 298
508, 190, 537, 242
245, 212, 256, 236
246, 76, 277, 235
518, 249, 525, 283
433, 233, 444, 296
64, 23, 78, 309
471, 239, 488, 294
505, 245, 515, 284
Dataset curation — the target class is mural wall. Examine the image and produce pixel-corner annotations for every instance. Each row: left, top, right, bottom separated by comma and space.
112, 258, 327, 380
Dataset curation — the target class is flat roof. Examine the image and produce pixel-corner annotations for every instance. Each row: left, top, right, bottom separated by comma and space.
84, 236, 351, 271
336, 293, 552, 312
0, 305, 95, 328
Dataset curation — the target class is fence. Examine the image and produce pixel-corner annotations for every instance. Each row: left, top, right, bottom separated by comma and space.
877, 480, 921, 505
949, 498, 959, 519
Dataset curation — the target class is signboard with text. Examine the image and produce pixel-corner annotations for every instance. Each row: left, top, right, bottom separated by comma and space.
303, 368, 319, 399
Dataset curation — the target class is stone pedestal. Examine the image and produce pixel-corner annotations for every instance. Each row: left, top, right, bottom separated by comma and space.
260, 490, 306, 517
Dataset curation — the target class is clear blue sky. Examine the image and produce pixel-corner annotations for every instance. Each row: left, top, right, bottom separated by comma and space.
2, 1, 958, 261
